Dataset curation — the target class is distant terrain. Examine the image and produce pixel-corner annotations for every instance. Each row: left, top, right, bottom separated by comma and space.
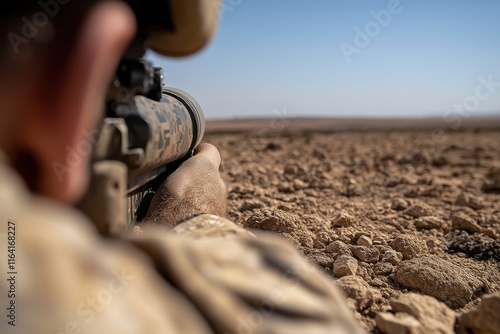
204, 117, 500, 333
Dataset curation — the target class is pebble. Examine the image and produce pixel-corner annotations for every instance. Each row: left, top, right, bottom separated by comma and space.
325, 240, 351, 255
293, 178, 308, 190
373, 262, 394, 275
456, 292, 500, 334
335, 276, 382, 312
391, 198, 410, 211
392, 255, 483, 308
332, 255, 358, 277
357, 235, 373, 247
404, 204, 432, 218
482, 167, 500, 192
390, 235, 428, 260
332, 212, 357, 227
451, 213, 481, 233
390, 293, 456, 334
381, 250, 403, 266
455, 192, 485, 210
309, 254, 334, 269
351, 246, 380, 263
375, 312, 423, 334
373, 236, 387, 245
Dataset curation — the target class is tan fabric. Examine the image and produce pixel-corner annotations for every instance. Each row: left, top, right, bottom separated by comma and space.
0, 162, 364, 334
148, 0, 221, 57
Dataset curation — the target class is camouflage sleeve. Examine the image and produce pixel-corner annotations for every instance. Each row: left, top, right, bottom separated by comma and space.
130, 215, 365, 334
0, 165, 363, 334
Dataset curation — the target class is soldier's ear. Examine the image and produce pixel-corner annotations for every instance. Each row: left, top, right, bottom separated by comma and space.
19, 2, 136, 203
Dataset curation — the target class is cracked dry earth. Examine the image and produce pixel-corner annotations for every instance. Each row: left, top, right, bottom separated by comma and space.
205, 129, 500, 333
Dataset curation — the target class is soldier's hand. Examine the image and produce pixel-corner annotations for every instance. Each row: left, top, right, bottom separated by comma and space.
145, 143, 227, 227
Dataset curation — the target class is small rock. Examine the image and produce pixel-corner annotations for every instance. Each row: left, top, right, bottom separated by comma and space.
374, 262, 394, 275
325, 240, 351, 255
315, 231, 331, 245
351, 246, 380, 263
357, 235, 373, 247
426, 239, 441, 254
264, 142, 281, 151
382, 250, 403, 266
392, 255, 483, 308
283, 164, 299, 175
404, 188, 420, 198
373, 236, 387, 245
376, 244, 393, 255
309, 254, 334, 269
456, 292, 500, 334
392, 198, 410, 211
433, 155, 449, 166
390, 235, 428, 260
404, 204, 432, 218
277, 183, 294, 193
482, 167, 500, 192
420, 185, 442, 198
354, 231, 372, 240
390, 293, 456, 334
332, 212, 357, 227
375, 312, 423, 334
451, 213, 481, 233
333, 255, 358, 277
455, 192, 484, 210
293, 178, 308, 190
414, 216, 445, 230
387, 178, 405, 188
335, 276, 382, 312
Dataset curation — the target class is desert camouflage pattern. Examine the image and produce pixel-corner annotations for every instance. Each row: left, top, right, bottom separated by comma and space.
131, 94, 195, 176
0, 160, 364, 334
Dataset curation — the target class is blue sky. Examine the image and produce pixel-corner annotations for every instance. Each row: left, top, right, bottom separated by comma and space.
147, 0, 500, 120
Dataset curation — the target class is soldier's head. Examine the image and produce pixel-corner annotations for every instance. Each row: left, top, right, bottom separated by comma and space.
0, 1, 137, 203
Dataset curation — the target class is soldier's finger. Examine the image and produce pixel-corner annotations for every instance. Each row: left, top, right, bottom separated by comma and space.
194, 143, 221, 168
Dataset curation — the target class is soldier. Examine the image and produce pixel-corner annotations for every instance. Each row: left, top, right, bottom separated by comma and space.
0, 1, 363, 333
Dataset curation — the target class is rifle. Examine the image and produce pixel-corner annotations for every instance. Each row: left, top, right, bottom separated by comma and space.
77, 0, 220, 236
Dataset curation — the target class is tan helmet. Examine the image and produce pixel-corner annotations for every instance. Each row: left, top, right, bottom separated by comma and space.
147, 0, 221, 57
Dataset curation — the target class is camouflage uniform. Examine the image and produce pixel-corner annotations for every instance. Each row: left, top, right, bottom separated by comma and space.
0, 159, 364, 333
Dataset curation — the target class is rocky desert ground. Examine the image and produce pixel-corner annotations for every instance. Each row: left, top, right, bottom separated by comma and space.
205, 118, 500, 333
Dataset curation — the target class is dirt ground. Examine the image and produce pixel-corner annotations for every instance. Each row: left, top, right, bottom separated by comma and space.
204, 122, 500, 333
